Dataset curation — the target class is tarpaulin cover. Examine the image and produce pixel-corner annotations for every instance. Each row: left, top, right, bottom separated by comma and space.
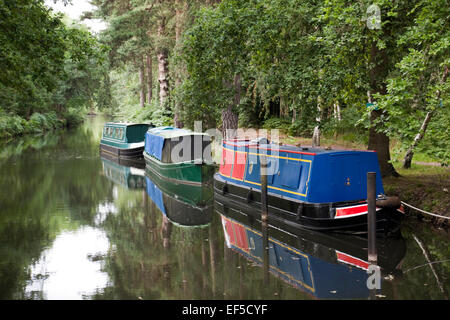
144, 126, 206, 161
144, 127, 175, 160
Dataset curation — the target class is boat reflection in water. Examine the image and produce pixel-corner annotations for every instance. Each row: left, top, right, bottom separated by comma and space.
145, 164, 214, 228
215, 196, 406, 299
101, 154, 146, 190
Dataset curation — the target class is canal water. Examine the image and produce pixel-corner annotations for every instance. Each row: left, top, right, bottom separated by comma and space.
0, 116, 448, 300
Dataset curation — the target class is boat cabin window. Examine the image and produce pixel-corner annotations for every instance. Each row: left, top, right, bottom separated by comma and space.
160, 135, 212, 163
103, 126, 126, 140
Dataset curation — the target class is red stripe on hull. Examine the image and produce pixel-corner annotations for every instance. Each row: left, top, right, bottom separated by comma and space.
336, 251, 369, 270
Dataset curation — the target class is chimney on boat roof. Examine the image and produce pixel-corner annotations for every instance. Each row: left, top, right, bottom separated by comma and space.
251, 137, 270, 145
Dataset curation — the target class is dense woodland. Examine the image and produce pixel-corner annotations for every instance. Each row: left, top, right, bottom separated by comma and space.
1, 0, 449, 176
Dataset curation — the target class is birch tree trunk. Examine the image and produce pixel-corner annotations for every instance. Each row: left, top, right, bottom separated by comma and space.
403, 112, 433, 168
333, 102, 341, 121
157, 17, 169, 108
403, 66, 448, 168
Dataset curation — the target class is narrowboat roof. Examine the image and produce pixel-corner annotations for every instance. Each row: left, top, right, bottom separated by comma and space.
222, 139, 375, 156
145, 126, 211, 163
147, 126, 208, 139
104, 122, 151, 128
101, 122, 152, 147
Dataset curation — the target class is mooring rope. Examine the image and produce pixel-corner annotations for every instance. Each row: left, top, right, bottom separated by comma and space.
401, 201, 450, 220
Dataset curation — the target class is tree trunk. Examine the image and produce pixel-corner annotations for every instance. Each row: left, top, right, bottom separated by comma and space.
173, 0, 186, 128
312, 98, 321, 147
367, 42, 399, 177
403, 111, 433, 169
139, 63, 146, 108
222, 74, 240, 139
222, 107, 238, 139
157, 17, 169, 108
292, 107, 297, 124
334, 102, 341, 121
403, 66, 448, 168
368, 109, 399, 176
312, 127, 320, 147
146, 53, 152, 103
157, 50, 169, 108
175, 0, 184, 44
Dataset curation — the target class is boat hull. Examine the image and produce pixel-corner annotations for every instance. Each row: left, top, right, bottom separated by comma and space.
145, 167, 213, 227
100, 142, 145, 159
214, 173, 403, 235
144, 151, 215, 187
100, 149, 146, 169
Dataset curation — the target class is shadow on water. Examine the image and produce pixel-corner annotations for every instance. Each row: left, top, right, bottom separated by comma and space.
0, 115, 448, 300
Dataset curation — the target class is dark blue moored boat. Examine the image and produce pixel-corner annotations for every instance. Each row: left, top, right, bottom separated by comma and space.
213, 139, 404, 234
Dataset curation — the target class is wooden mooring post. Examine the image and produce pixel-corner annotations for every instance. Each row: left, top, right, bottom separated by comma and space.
260, 153, 270, 283
367, 172, 377, 263
260, 154, 269, 223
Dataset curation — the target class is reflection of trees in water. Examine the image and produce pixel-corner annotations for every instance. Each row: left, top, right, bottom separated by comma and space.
96, 190, 211, 299
386, 223, 450, 300
0, 118, 113, 299
96, 195, 310, 300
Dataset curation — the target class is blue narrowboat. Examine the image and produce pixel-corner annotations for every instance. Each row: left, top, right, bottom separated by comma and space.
214, 139, 404, 234
100, 122, 152, 159
216, 200, 405, 298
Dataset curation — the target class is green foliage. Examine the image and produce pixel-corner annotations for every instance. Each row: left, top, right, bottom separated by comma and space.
0, 0, 110, 139
0, 110, 67, 139
262, 117, 291, 132
0, 0, 66, 116
289, 118, 316, 138
172, 0, 449, 164
374, 0, 450, 164
28, 112, 63, 132
63, 108, 86, 128
320, 107, 369, 145
115, 100, 172, 127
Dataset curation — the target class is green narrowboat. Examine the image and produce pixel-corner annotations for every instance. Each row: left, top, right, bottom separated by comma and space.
100, 122, 152, 159
143, 126, 215, 186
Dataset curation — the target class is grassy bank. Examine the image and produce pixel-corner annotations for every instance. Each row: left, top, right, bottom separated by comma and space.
384, 163, 449, 228
0, 109, 85, 141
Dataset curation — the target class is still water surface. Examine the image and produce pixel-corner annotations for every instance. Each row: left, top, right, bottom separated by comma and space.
0, 116, 448, 300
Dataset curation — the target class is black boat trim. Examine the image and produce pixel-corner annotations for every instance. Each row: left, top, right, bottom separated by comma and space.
214, 174, 403, 235
100, 143, 145, 159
